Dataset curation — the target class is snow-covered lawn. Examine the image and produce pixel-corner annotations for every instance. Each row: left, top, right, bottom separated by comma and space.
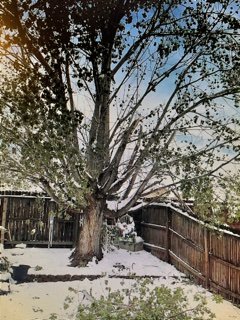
1, 246, 240, 320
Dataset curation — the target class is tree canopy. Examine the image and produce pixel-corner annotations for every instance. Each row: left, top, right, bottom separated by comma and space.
0, 0, 240, 263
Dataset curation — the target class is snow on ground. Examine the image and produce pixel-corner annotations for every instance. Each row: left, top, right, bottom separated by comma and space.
3, 246, 182, 277
1, 246, 240, 320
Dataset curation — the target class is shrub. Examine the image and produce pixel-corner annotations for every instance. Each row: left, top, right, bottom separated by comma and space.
76, 279, 215, 320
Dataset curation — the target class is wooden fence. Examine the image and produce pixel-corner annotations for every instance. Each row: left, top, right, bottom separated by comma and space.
133, 203, 240, 304
0, 191, 78, 247
1, 191, 240, 303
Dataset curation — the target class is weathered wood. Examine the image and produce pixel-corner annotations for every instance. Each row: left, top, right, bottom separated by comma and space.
5, 240, 73, 247
0, 195, 51, 199
210, 254, 240, 271
2, 191, 240, 303
73, 214, 80, 247
141, 222, 166, 230
136, 204, 240, 304
165, 208, 172, 263
1, 198, 8, 244
170, 228, 204, 252
170, 251, 205, 281
210, 280, 240, 300
204, 228, 210, 289
143, 242, 166, 252
0, 192, 75, 246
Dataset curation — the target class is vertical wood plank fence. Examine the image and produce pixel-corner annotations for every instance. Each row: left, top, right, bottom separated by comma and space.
0, 190, 78, 247
133, 203, 240, 304
1, 191, 240, 303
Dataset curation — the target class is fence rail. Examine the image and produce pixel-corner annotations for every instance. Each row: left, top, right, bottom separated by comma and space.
1, 191, 240, 303
133, 203, 240, 304
0, 191, 78, 247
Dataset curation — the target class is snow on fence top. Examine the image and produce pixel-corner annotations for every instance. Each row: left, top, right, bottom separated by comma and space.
137, 201, 240, 304
149, 201, 240, 239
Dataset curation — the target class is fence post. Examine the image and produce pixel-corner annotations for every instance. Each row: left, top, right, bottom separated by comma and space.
204, 227, 210, 289
165, 208, 172, 263
1, 198, 8, 244
73, 212, 81, 247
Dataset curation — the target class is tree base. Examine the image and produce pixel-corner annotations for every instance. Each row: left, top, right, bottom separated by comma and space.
70, 246, 103, 267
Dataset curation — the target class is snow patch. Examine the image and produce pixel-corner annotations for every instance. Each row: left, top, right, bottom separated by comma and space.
1, 247, 240, 320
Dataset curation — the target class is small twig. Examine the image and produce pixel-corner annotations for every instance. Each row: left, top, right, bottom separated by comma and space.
165, 307, 197, 319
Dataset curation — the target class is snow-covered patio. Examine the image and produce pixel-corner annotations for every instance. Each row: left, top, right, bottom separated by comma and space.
1, 246, 240, 320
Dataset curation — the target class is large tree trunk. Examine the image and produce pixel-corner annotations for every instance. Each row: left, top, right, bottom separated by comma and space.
70, 198, 104, 267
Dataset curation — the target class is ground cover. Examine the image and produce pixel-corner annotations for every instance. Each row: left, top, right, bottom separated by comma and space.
0, 247, 240, 320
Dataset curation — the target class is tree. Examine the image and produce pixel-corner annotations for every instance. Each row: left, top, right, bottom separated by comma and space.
0, 0, 240, 266
181, 171, 240, 224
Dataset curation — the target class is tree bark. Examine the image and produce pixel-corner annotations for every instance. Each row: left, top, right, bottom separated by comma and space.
70, 198, 104, 267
